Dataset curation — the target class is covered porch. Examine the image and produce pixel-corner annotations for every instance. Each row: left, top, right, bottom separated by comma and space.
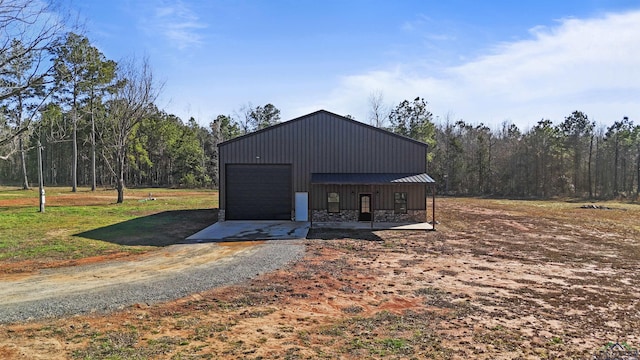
309, 173, 436, 230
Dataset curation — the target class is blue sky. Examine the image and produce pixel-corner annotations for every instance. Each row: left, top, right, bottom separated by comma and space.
74, 0, 640, 129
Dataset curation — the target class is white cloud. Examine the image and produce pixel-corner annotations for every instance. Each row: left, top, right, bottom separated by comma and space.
319, 10, 640, 128
401, 13, 432, 33
141, 0, 207, 50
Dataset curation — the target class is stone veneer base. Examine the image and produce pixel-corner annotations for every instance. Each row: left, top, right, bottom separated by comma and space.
312, 210, 358, 222
312, 209, 426, 223
374, 210, 426, 222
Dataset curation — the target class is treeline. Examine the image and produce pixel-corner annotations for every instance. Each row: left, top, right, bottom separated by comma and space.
375, 96, 640, 200
1, 96, 280, 189
430, 114, 640, 199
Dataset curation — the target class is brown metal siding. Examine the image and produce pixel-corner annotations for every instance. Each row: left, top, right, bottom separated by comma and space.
310, 184, 425, 210
219, 111, 428, 211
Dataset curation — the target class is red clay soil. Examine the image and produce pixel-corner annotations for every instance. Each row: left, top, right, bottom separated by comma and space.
0, 252, 141, 275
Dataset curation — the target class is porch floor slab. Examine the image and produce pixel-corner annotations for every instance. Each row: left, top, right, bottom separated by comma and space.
311, 222, 434, 231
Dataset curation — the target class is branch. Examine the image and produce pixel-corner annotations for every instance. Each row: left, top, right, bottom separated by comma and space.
0, 146, 18, 160
100, 147, 117, 177
0, 125, 29, 147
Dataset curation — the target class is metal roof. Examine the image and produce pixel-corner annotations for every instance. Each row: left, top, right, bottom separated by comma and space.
218, 110, 429, 149
311, 173, 435, 184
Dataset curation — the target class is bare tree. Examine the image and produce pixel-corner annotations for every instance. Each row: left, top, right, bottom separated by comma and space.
235, 102, 280, 134
1, 39, 44, 188
367, 90, 390, 128
250, 103, 280, 130
0, 0, 64, 151
85, 49, 116, 191
235, 103, 253, 135
52, 33, 117, 192
101, 57, 160, 203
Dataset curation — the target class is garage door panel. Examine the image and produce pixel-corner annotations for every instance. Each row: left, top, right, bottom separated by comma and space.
226, 164, 291, 220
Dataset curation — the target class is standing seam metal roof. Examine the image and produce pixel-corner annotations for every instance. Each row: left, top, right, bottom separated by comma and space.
217, 109, 429, 148
311, 173, 435, 184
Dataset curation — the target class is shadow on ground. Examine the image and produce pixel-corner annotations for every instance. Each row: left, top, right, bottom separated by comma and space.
75, 209, 218, 247
306, 229, 383, 242
185, 221, 310, 242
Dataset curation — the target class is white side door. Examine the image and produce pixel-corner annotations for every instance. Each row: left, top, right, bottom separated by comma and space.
295, 192, 308, 221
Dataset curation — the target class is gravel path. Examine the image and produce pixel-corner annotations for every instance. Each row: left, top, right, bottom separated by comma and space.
0, 240, 305, 323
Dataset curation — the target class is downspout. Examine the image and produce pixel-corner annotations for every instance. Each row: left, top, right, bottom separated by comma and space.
309, 179, 313, 228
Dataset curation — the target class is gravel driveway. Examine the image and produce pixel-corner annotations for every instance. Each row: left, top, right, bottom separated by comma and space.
0, 240, 304, 323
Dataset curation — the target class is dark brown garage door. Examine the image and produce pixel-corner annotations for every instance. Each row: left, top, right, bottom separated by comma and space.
225, 164, 292, 220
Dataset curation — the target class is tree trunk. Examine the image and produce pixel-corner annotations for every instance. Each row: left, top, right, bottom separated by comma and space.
594, 137, 599, 198
116, 152, 125, 203
588, 135, 593, 198
573, 141, 579, 195
116, 177, 124, 203
625, 158, 629, 195
637, 145, 640, 196
488, 137, 494, 194
613, 138, 619, 196
19, 136, 29, 190
72, 108, 78, 192
38, 139, 44, 213
15, 95, 29, 190
91, 110, 96, 191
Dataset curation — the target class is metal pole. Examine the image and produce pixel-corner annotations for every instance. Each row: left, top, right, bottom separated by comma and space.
432, 184, 436, 231
38, 140, 45, 213
370, 185, 374, 229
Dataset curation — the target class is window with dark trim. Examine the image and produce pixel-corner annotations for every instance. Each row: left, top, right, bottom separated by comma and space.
394, 192, 407, 214
327, 192, 340, 213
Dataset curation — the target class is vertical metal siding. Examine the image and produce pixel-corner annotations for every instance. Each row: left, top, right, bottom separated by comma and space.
309, 184, 425, 211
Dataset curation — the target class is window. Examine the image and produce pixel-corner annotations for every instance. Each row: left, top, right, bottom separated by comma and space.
327, 192, 340, 213
394, 192, 407, 214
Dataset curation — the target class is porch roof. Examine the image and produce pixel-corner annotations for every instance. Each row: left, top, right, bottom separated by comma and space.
310, 173, 435, 185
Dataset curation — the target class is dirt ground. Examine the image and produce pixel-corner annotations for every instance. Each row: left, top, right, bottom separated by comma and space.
0, 242, 258, 306
1, 197, 639, 359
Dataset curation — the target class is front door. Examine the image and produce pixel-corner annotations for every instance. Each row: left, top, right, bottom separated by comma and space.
359, 194, 372, 221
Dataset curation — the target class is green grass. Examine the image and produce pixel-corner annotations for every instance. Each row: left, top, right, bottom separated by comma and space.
0, 187, 218, 265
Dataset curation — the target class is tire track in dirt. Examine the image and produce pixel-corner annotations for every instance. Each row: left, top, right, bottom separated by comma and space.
0, 240, 304, 323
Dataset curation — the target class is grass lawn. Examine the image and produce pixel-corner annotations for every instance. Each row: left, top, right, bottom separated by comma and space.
0, 187, 218, 271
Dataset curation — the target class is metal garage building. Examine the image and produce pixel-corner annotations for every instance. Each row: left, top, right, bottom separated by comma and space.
217, 110, 435, 225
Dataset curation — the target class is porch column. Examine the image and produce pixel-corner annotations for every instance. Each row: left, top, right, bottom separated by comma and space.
370, 184, 374, 229
432, 184, 436, 231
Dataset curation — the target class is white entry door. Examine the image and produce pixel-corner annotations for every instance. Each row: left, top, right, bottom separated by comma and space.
295, 192, 308, 221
